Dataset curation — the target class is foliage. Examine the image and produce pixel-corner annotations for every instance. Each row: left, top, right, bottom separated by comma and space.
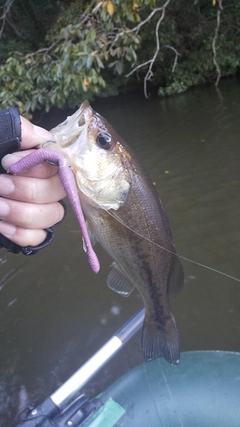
158, 0, 240, 96
0, 0, 155, 115
0, 0, 240, 116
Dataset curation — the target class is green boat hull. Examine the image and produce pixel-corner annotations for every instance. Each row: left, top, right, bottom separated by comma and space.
85, 351, 240, 427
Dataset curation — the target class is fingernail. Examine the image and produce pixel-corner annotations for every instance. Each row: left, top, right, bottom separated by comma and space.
0, 221, 16, 236
2, 154, 21, 171
33, 125, 52, 140
0, 200, 10, 216
0, 176, 15, 194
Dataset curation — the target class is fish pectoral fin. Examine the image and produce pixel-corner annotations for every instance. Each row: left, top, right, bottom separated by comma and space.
168, 255, 184, 296
107, 262, 135, 297
82, 220, 98, 252
141, 312, 180, 365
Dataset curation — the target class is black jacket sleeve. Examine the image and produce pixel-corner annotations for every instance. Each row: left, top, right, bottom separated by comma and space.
0, 107, 21, 173
0, 107, 55, 255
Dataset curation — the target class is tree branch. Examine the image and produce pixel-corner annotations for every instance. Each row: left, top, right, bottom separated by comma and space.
0, 0, 15, 38
108, 0, 171, 50
212, 0, 223, 86
125, 0, 179, 98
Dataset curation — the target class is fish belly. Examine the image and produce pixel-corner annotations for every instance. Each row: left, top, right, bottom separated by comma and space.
82, 201, 183, 364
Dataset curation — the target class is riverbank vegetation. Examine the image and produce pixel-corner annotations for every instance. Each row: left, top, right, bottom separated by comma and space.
0, 0, 239, 116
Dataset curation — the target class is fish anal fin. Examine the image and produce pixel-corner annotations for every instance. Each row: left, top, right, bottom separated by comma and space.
82, 220, 98, 253
168, 255, 184, 296
141, 312, 180, 365
107, 262, 134, 297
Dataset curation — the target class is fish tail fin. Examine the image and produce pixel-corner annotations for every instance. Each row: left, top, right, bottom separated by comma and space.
141, 313, 180, 365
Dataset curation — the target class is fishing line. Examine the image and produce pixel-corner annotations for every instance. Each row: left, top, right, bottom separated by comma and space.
106, 210, 240, 283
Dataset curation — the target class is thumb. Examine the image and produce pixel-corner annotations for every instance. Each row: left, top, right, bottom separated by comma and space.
20, 116, 52, 150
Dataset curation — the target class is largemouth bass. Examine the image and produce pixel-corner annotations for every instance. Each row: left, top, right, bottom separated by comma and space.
49, 101, 184, 364
9, 101, 184, 364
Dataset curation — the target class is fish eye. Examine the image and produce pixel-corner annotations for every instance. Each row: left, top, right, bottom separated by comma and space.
96, 132, 112, 150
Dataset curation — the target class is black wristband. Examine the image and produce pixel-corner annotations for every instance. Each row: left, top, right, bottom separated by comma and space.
0, 234, 22, 254
0, 107, 21, 173
53, 199, 67, 227
0, 228, 55, 256
20, 228, 55, 255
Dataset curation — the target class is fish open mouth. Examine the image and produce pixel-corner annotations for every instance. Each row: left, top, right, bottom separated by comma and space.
49, 101, 93, 149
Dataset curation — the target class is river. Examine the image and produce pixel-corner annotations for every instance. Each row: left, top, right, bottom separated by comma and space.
0, 78, 240, 423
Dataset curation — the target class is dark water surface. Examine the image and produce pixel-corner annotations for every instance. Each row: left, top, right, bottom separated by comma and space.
1, 79, 240, 422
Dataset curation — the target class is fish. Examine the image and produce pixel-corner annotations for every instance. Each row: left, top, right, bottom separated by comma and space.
48, 101, 184, 364
9, 101, 184, 364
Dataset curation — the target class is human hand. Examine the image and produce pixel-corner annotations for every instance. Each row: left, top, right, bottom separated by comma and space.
0, 116, 66, 249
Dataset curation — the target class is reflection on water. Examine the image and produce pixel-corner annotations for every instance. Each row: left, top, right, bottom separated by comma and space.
1, 79, 240, 423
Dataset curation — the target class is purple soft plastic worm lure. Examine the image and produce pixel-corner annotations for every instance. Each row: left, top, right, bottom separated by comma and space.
8, 149, 100, 273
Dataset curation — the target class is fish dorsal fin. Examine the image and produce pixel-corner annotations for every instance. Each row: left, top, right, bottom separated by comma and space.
107, 262, 135, 297
168, 255, 184, 296
82, 220, 98, 252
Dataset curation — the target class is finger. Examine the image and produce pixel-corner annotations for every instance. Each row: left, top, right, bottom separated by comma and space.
0, 197, 65, 229
0, 221, 48, 248
0, 173, 66, 203
20, 116, 52, 150
2, 151, 58, 179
